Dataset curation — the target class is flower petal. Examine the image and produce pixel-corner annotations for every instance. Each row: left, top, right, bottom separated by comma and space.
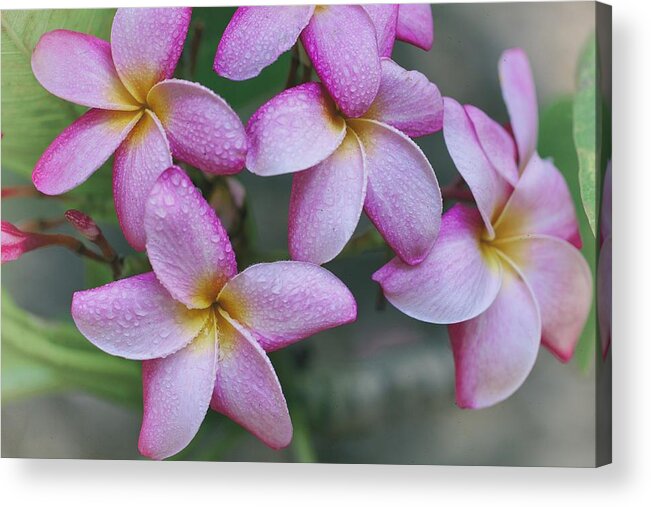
373, 204, 502, 324
148, 79, 246, 175
362, 4, 399, 57
246, 83, 346, 176
214, 6, 315, 80
71, 272, 209, 360
111, 7, 191, 103
494, 153, 582, 247
301, 5, 381, 117
499, 48, 538, 167
443, 97, 512, 236
113, 111, 172, 252
464, 104, 519, 186
32, 109, 142, 195
598, 236, 612, 358
218, 261, 357, 352
144, 167, 237, 309
395, 4, 434, 51
499, 235, 593, 362
31, 30, 139, 110
350, 118, 441, 265
139, 318, 217, 460
364, 58, 443, 138
449, 263, 541, 409
211, 311, 292, 449
288, 130, 366, 265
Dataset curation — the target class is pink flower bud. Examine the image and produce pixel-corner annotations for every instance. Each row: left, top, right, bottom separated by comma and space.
64, 209, 100, 241
1, 221, 45, 263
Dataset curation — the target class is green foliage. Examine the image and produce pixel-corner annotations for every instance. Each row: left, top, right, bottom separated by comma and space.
573, 36, 600, 236
1, 290, 141, 405
539, 98, 597, 371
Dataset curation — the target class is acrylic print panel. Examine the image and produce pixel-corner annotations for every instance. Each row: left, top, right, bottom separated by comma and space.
1, 2, 611, 466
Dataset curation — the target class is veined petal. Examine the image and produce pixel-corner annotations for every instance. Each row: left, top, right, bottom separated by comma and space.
111, 7, 191, 103
32, 109, 142, 195
288, 130, 367, 265
443, 97, 511, 236
494, 152, 581, 247
364, 58, 442, 137
218, 261, 357, 352
350, 118, 441, 265
301, 5, 381, 117
211, 310, 292, 449
499, 48, 538, 167
465, 104, 519, 186
139, 317, 217, 460
71, 272, 209, 360
31, 30, 140, 110
373, 204, 502, 324
598, 236, 612, 358
498, 235, 593, 362
113, 110, 173, 252
148, 79, 246, 175
395, 4, 434, 51
145, 167, 237, 309
449, 262, 541, 409
246, 83, 346, 176
214, 6, 315, 80
362, 4, 399, 57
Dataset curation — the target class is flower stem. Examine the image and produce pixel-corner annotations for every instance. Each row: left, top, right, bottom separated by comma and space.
1, 185, 58, 200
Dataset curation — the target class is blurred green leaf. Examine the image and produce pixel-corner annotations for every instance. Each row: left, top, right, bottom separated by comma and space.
1, 290, 141, 405
539, 98, 597, 371
572, 36, 600, 236
2, 345, 69, 401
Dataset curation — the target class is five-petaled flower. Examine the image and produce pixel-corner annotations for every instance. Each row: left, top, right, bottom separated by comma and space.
215, 4, 434, 117
246, 58, 444, 266
71, 167, 357, 459
373, 49, 593, 408
31, 7, 247, 251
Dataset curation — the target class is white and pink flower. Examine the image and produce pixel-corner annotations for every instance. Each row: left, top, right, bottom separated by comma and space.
71, 167, 357, 459
373, 49, 593, 408
31, 8, 247, 251
246, 58, 444, 266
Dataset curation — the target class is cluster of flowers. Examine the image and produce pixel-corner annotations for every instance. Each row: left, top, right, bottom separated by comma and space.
3, 6, 592, 459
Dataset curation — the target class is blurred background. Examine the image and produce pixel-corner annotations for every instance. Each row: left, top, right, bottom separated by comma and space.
2, 2, 599, 465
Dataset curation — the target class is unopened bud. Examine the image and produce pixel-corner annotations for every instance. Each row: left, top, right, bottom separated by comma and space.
64, 209, 100, 241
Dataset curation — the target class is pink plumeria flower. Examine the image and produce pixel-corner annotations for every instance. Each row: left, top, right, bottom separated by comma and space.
1, 222, 48, 263
246, 58, 443, 266
31, 8, 247, 251
373, 50, 593, 408
215, 4, 434, 118
598, 161, 612, 358
71, 167, 356, 459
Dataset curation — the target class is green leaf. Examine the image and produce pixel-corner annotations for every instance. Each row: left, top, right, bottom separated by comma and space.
1, 345, 69, 401
1, 9, 116, 178
539, 98, 597, 371
1, 290, 141, 405
572, 35, 601, 236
